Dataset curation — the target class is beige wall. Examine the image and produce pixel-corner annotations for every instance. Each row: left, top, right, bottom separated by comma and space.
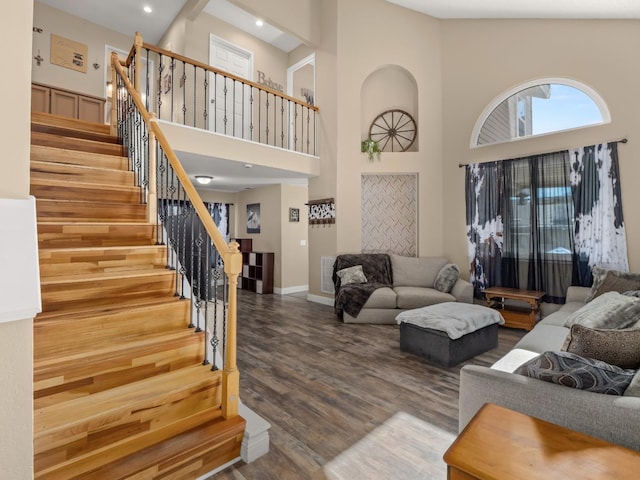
2, 0, 34, 477
441, 19, 640, 277
32, 2, 132, 99
280, 185, 309, 290
305, 0, 444, 299
237, 185, 282, 285
307, 0, 338, 297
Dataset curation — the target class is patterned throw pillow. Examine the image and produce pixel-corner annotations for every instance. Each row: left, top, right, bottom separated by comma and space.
336, 265, 367, 286
564, 291, 640, 329
514, 351, 636, 395
434, 264, 460, 293
561, 324, 640, 369
587, 266, 640, 302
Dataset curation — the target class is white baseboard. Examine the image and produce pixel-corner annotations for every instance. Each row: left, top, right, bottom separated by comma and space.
306, 293, 334, 306
274, 285, 309, 295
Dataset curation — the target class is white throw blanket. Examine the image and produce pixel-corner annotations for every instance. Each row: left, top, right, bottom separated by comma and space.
396, 302, 504, 340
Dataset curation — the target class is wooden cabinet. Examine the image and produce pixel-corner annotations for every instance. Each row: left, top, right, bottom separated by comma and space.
31, 83, 105, 124
240, 252, 274, 294
232, 238, 253, 253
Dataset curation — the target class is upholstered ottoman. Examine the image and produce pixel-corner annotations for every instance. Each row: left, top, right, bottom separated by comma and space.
396, 303, 504, 367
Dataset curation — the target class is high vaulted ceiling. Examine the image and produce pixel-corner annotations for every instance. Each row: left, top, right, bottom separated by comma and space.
387, 0, 640, 19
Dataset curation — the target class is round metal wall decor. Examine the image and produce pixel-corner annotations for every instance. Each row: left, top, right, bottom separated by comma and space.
369, 109, 417, 152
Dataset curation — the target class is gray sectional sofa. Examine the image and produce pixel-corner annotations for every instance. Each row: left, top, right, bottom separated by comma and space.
333, 253, 473, 324
459, 286, 640, 451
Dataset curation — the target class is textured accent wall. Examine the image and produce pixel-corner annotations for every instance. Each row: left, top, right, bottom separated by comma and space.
361, 174, 417, 256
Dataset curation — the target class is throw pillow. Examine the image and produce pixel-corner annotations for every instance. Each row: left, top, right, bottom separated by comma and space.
587, 266, 640, 302
433, 263, 460, 293
624, 370, 640, 397
561, 324, 640, 369
563, 291, 640, 329
514, 351, 636, 395
336, 265, 367, 286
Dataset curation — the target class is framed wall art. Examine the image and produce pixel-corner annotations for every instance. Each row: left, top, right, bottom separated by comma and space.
247, 203, 261, 234
289, 208, 300, 222
50, 34, 87, 73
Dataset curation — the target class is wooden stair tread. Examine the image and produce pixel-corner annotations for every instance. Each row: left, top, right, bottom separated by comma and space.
34, 364, 221, 434
31, 145, 128, 169
31, 121, 119, 144
84, 416, 245, 480
31, 177, 139, 193
31, 131, 124, 156
31, 111, 111, 135
31, 159, 132, 177
34, 409, 231, 480
34, 329, 200, 370
35, 295, 184, 322
40, 268, 174, 284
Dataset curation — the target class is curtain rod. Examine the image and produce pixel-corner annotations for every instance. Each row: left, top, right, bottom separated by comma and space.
457, 138, 628, 168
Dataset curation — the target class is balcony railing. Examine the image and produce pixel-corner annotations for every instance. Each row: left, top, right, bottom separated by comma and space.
126, 33, 318, 155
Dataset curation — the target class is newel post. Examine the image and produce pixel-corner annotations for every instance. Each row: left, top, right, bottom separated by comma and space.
147, 114, 157, 223
222, 242, 242, 418
134, 32, 143, 94
110, 53, 118, 137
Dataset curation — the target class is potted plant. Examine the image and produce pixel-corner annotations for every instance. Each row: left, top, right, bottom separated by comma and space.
361, 138, 382, 161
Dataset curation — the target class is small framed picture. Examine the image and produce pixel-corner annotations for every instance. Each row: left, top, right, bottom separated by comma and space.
289, 207, 300, 222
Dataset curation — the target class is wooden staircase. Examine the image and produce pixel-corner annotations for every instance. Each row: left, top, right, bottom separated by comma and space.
31, 112, 244, 479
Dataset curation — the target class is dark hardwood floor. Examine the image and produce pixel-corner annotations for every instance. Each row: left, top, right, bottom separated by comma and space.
213, 291, 525, 479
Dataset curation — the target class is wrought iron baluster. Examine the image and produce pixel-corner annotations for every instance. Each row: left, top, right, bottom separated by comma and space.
232, 79, 236, 138
194, 227, 203, 333
145, 48, 150, 112
181, 60, 187, 125
294, 104, 299, 152
265, 93, 269, 145
307, 106, 311, 154
157, 56, 163, 119
281, 97, 285, 148
188, 202, 195, 328
203, 69, 209, 131
193, 64, 197, 128
274, 92, 277, 146
170, 58, 175, 122
249, 87, 254, 141
258, 89, 261, 144
202, 236, 211, 365
223, 76, 228, 135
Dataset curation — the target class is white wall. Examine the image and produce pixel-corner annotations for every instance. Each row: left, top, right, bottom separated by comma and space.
1, 1, 35, 477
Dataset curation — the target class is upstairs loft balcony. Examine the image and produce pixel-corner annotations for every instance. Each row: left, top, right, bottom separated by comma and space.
118, 36, 320, 190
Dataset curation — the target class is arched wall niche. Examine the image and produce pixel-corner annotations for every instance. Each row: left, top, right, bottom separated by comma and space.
361, 64, 419, 152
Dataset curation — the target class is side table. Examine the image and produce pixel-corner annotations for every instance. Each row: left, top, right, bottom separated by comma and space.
483, 286, 544, 331
444, 403, 640, 479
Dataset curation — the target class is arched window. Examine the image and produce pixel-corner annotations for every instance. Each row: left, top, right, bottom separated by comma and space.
471, 79, 610, 147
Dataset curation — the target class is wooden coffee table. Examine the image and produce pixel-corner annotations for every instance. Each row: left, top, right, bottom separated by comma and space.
483, 286, 544, 331
444, 403, 640, 479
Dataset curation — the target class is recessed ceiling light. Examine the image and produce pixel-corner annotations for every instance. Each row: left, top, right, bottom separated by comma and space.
143, 5, 152, 14
255, 19, 264, 27
244, 164, 253, 168
195, 175, 214, 185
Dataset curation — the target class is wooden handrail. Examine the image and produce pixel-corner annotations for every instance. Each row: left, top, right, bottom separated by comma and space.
140, 41, 319, 113
111, 52, 241, 418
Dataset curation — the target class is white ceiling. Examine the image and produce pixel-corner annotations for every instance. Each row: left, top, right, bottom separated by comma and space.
387, 0, 640, 19
38, 0, 301, 50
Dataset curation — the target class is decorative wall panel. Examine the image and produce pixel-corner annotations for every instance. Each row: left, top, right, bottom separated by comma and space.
361, 174, 417, 256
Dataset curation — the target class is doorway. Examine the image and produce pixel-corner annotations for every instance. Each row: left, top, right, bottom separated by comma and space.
209, 34, 253, 139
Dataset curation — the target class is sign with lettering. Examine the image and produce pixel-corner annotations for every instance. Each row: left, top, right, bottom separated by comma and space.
257, 71, 284, 92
